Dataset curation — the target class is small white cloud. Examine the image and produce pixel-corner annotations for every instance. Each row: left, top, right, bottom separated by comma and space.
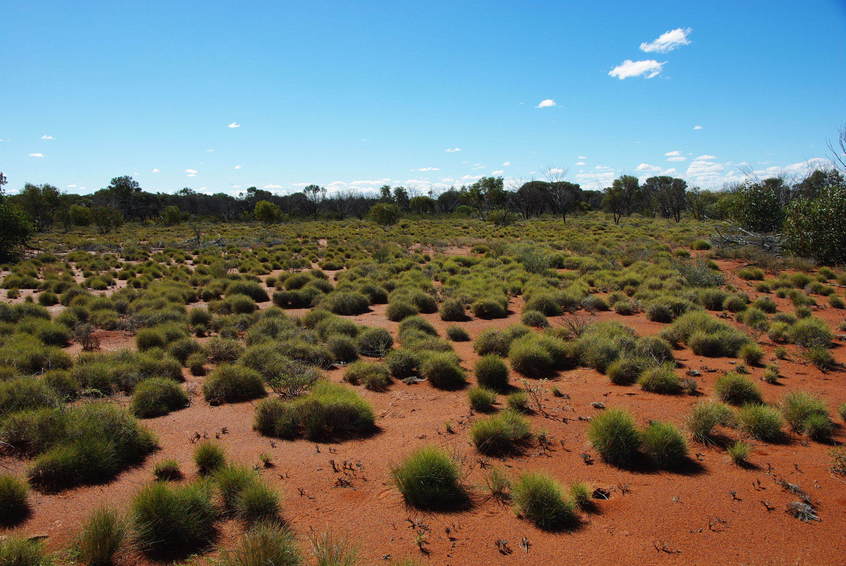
445, 147, 462, 153
41, 134, 54, 140
693, 125, 703, 130
263, 184, 282, 189
577, 155, 588, 160
640, 27, 692, 53
696, 154, 717, 160
575, 161, 586, 166
28, 153, 44, 158
185, 169, 199, 176
536, 99, 557, 109
609, 59, 665, 79
664, 150, 686, 162
234, 165, 242, 170
151, 168, 160, 173
227, 122, 240, 128
636, 163, 657, 172
67, 184, 77, 189
548, 167, 566, 175
491, 169, 505, 175
413, 167, 440, 172
502, 161, 511, 167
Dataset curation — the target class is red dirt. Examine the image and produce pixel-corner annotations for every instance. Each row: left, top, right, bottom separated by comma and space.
3, 260, 846, 565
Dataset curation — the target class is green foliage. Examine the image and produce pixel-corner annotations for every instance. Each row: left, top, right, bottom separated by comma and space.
687, 401, 733, 443
218, 523, 301, 566
738, 404, 784, 442
0, 536, 53, 566
77, 507, 127, 566
470, 409, 530, 454
343, 361, 391, 391
715, 373, 762, 406
639, 421, 688, 469
130, 378, 188, 418
467, 386, 496, 412
784, 185, 846, 264
194, 441, 226, 475
727, 440, 750, 465
474, 355, 510, 391
420, 352, 466, 390
132, 481, 216, 559
637, 364, 682, 394
369, 203, 401, 226
203, 365, 266, 404
587, 408, 640, 467
511, 472, 576, 531
0, 473, 29, 527
391, 445, 464, 510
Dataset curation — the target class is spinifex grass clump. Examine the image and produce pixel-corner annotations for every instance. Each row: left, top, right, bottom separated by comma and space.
687, 401, 733, 443
132, 481, 216, 559
587, 408, 640, 467
0, 473, 30, 526
343, 361, 391, 391
512, 472, 577, 531
780, 391, 833, 441
391, 445, 465, 510
130, 378, 188, 418
203, 365, 266, 404
738, 404, 784, 443
420, 352, 466, 390
194, 441, 226, 475
715, 373, 762, 406
471, 409, 530, 455
76, 507, 127, 566
474, 355, 510, 391
639, 421, 688, 469
218, 523, 301, 566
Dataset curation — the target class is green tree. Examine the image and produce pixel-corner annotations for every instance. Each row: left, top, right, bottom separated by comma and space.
644, 176, 687, 222
466, 177, 506, 219
784, 185, 846, 264
69, 204, 93, 226
408, 195, 436, 215
162, 205, 183, 225
15, 183, 62, 231
93, 207, 123, 234
0, 198, 33, 261
368, 202, 400, 226
254, 200, 282, 224
726, 178, 788, 232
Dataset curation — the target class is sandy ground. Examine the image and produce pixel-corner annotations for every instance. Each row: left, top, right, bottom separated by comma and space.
2, 259, 846, 565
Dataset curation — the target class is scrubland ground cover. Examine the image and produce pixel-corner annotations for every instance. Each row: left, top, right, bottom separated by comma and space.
0, 213, 844, 565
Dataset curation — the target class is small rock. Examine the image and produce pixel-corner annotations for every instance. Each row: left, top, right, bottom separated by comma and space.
591, 401, 606, 409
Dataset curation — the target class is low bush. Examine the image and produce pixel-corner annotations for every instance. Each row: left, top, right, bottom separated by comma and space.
356, 327, 393, 357
203, 365, 266, 405
471, 409, 530, 454
780, 391, 831, 440
324, 292, 370, 316
587, 408, 640, 467
0, 536, 52, 566
471, 298, 508, 319
132, 481, 216, 558
391, 446, 464, 510
507, 391, 530, 413
521, 310, 548, 328
509, 337, 555, 378
439, 298, 466, 321
420, 352, 466, 390
236, 481, 280, 524
343, 361, 391, 391
218, 523, 300, 566
715, 373, 762, 406
606, 357, 645, 386
0, 473, 29, 526
385, 349, 420, 379
738, 404, 784, 442
687, 401, 733, 443
475, 355, 510, 391
788, 317, 833, 348
738, 343, 764, 366
638, 364, 682, 394
640, 422, 687, 469
131, 378, 188, 418
446, 326, 469, 341
194, 441, 226, 475
512, 472, 576, 531
727, 440, 750, 465
386, 301, 417, 322
77, 507, 126, 566
467, 386, 496, 412
153, 460, 182, 481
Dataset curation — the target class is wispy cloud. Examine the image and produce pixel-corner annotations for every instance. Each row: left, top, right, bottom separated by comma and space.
664, 150, 686, 162
234, 165, 242, 170
491, 169, 504, 175
693, 125, 703, 130
262, 184, 282, 189
40, 134, 54, 140
609, 59, 665, 79
536, 98, 557, 109
151, 168, 160, 173
445, 147, 462, 153
640, 27, 692, 53
185, 169, 199, 177
502, 161, 511, 166
413, 167, 440, 172
227, 122, 240, 129
28, 153, 44, 158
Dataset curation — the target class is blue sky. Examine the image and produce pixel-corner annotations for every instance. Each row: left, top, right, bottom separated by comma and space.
2, 1, 845, 195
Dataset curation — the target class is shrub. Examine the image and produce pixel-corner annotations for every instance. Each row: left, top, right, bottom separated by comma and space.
727, 440, 750, 465
386, 301, 417, 322
0, 474, 29, 526
738, 404, 784, 442
691, 239, 711, 250
509, 337, 555, 378
639, 422, 688, 469
43, 369, 79, 400
132, 481, 216, 558
475, 355, 510, 391
512, 472, 576, 531
507, 391, 530, 413
638, 364, 682, 394
569, 482, 592, 510
356, 327, 393, 357
236, 482, 280, 524
207, 337, 244, 363
420, 353, 466, 390
218, 523, 300, 566
391, 446, 464, 510
468, 387, 497, 412
343, 361, 391, 391
471, 410, 530, 454
661, 311, 749, 356
439, 299, 466, 321
385, 349, 420, 379
587, 408, 640, 467
0, 378, 59, 419
780, 391, 830, 437
737, 267, 765, 280
804, 346, 836, 370
203, 365, 266, 404
131, 378, 188, 418
324, 292, 370, 316
788, 317, 833, 348
215, 465, 259, 512
687, 401, 733, 443
446, 326, 469, 341
153, 460, 182, 481
194, 441, 226, 475
471, 298, 507, 319
605, 357, 644, 386
0, 537, 52, 566
327, 335, 358, 364
738, 343, 764, 366
135, 328, 166, 351
521, 310, 548, 328
715, 373, 762, 406
77, 507, 126, 566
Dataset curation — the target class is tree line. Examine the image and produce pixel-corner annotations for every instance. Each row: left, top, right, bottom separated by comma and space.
1, 167, 845, 263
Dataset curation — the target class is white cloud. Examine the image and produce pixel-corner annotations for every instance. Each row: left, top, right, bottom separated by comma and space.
491, 170, 504, 175
461, 174, 483, 181
578, 155, 588, 160
752, 157, 832, 179
28, 153, 44, 158
445, 147, 462, 153
548, 167, 566, 175
151, 168, 160, 173
696, 154, 717, 160
185, 169, 199, 176
639, 27, 692, 53
227, 122, 240, 128
502, 161, 511, 166
609, 59, 665, 79
263, 184, 283, 190
636, 163, 657, 171
536, 99, 557, 109
67, 184, 77, 189
693, 125, 703, 130
575, 161, 586, 166
664, 150, 686, 162
234, 165, 242, 170
413, 167, 440, 172
40, 134, 54, 140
